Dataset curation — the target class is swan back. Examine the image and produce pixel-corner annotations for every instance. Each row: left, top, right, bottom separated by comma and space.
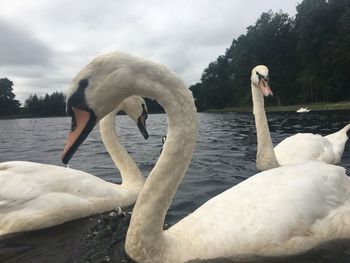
0, 161, 130, 234
324, 123, 350, 163
274, 124, 350, 166
274, 133, 335, 165
166, 162, 350, 261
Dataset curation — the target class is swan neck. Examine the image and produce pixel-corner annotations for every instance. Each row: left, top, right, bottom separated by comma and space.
99, 110, 144, 189
125, 80, 198, 261
251, 84, 279, 171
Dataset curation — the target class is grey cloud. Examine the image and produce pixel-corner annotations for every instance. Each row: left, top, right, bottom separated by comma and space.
0, 19, 54, 66
0, 0, 299, 102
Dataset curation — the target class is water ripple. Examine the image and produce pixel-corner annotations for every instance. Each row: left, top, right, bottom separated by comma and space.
1, 111, 350, 262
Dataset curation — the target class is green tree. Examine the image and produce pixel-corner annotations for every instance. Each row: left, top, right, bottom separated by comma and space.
191, 10, 297, 110
295, 0, 350, 102
24, 94, 41, 115
143, 97, 164, 113
48, 92, 66, 116
199, 55, 234, 109
228, 11, 297, 106
0, 78, 20, 116
24, 92, 66, 116
191, 0, 350, 110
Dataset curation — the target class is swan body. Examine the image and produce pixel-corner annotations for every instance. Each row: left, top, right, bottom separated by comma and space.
274, 124, 350, 166
61, 52, 350, 263
0, 96, 148, 235
251, 65, 350, 170
165, 162, 350, 262
0, 161, 132, 235
297, 107, 311, 113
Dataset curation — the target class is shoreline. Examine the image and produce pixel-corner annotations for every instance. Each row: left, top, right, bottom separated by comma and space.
206, 101, 350, 113
1, 101, 350, 119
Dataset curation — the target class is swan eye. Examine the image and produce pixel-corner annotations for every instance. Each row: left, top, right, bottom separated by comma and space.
79, 79, 89, 89
256, 72, 268, 82
256, 72, 263, 79
66, 78, 91, 116
71, 115, 77, 131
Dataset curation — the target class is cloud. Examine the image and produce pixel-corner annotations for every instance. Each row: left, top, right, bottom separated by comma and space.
0, 19, 54, 66
0, 0, 299, 103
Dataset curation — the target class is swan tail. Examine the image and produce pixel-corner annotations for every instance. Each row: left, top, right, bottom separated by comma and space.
338, 123, 350, 135
342, 124, 350, 138
325, 124, 350, 141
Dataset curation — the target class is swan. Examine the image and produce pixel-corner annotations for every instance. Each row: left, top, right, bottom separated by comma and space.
61, 52, 350, 263
296, 107, 311, 113
251, 65, 350, 171
0, 95, 148, 235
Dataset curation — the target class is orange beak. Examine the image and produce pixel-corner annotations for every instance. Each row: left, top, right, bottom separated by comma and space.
61, 107, 96, 164
259, 78, 273, 97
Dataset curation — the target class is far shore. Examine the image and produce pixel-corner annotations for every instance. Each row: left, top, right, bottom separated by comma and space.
0, 115, 67, 120
207, 101, 350, 113
0, 111, 166, 120
1, 101, 350, 119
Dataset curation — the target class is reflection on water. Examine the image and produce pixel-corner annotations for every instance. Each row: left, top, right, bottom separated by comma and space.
0, 208, 131, 263
0, 111, 350, 262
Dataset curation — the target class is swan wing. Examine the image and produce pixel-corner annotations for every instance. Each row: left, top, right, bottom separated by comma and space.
0, 161, 129, 234
274, 133, 338, 165
324, 125, 350, 163
167, 162, 350, 260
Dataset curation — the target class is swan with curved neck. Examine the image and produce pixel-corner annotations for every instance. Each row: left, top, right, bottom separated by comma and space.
63, 52, 350, 262
0, 96, 148, 235
251, 65, 350, 171
100, 95, 147, 190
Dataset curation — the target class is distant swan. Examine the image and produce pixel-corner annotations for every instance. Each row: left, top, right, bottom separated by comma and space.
0, 95, 148, 235
297, 107, 311, 113
62, 52, 350, 263
251, 65, 350, 171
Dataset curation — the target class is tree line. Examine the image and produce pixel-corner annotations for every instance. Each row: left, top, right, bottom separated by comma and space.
0, 77, 164, 117
24, 92, 66, 116
0, 78, 21, 116
190, 0, 350, 111
0, 77, 66, 117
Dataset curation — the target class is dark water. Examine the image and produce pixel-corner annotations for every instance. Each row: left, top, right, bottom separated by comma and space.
0, 111, 350, 263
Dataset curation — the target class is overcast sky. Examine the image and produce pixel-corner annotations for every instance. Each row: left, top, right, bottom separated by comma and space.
0, 0, 300, 103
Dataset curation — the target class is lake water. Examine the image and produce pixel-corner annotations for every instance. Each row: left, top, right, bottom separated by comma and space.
0, 111, 350, 262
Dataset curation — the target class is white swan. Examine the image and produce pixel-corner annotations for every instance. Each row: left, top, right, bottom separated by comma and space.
251, 65, 350, 171
62, 52, 350, 262
297, 107, 311, 113
0, 95, 148, 235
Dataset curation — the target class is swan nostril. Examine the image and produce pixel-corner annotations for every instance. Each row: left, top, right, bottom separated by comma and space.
71, 114, 77, 131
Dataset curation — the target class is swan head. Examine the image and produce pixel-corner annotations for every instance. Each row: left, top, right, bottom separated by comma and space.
251, 65, 273, 97
61, 76, 148, 164
118, 95, 149, 140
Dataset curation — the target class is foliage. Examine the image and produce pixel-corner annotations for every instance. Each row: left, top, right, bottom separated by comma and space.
191, 0, 350, 110
295, 0, 350, 102
143, 98, 164, 113
24, 92, 66, 116
0, 78, 21, 116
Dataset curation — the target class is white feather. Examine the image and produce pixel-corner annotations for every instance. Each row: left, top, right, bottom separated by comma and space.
60, 53, 350, 263
0, 96, 146, 235
251, 65, 350, 170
